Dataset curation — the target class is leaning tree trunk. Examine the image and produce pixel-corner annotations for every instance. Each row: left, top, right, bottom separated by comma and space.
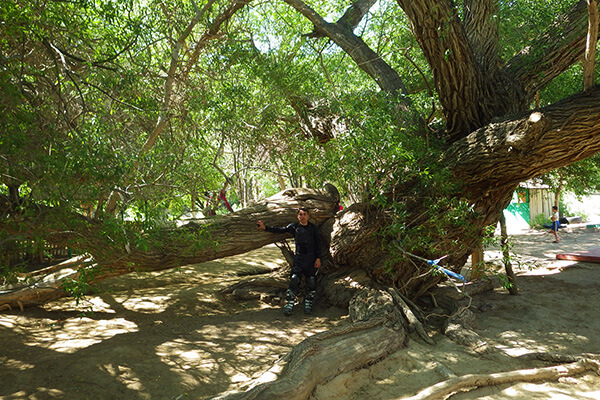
0, 185, 340, 310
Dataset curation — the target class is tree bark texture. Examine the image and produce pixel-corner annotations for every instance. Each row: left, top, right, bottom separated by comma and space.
447, 86, 600, 212
396, 0, 490, 140
208, 317, 406, 400
462, 0, 499, 75
405, 359, 600, 400
210, 275, 409, 399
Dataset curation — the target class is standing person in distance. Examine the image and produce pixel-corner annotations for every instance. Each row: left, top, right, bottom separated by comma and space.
550, 205, 560, 243
257, 208, 322, 315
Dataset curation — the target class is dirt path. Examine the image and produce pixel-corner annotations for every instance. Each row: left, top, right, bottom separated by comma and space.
2, 227, 600, 400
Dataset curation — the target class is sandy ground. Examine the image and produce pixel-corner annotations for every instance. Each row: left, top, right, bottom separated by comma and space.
1, 224, 600, 400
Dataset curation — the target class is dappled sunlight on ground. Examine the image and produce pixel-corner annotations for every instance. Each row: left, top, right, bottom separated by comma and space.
101, 364, 151, 399
0, 245, 349, 400
2, 229, 600, 399
1, 313, 138, 354
315, 226, 600, 400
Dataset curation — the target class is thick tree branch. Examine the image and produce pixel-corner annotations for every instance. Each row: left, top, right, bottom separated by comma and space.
406, 359, 600, 400
337, 0, 378, 31
282, 0, 411, 101
209, 317, 406, 399
395, 0, 489, 140
505, 1, 599, 100
447, 86, 600, 212
462, 0, 499, 75
0, 185, 340, 309
584, 0, 599, 90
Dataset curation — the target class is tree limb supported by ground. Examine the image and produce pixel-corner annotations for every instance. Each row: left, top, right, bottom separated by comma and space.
0, 185, 340, 310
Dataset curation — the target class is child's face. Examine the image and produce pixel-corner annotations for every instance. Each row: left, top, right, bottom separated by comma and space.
297, 210, 310, 225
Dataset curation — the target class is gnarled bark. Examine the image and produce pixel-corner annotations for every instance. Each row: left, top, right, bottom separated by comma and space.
210, 270, 409, 400
209, 317, 406, 400
396, 0, 489, 140
447, 86, 600, 218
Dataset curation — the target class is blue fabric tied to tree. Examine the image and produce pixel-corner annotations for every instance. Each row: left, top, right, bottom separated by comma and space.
427, 256, 467, 282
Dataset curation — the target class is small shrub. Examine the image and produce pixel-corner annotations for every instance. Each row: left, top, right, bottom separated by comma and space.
530, 213, 549, 229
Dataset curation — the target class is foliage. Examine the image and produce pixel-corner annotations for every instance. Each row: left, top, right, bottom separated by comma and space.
497, 0, 575, 61
1, 0, 599, 298
541, 154, 600, 199
530, 213, 550, 229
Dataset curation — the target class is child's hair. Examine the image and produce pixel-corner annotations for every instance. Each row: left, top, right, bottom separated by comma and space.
552, 206, 558, 211
297, 207, 310, 214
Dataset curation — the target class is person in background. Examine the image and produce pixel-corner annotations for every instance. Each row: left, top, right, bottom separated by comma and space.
550, 205, 560, 243
257, 208, 321, 315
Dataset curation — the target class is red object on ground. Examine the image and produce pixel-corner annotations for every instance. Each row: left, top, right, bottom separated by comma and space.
556, 247, 600, 263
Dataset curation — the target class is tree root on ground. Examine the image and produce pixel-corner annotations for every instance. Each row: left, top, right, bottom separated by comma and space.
422, 279, 494, 351
386, 287, 434, 345
206, 269, 414, 399
207, 311, 407, 399
404, 355, 600, 400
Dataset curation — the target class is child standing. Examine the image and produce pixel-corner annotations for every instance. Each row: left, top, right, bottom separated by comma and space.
550, 205, 560, 243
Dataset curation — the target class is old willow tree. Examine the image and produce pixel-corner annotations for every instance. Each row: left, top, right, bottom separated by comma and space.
2, 0, 600, 397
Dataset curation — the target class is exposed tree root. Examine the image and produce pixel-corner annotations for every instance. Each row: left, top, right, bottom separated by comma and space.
386, 287, 434, 345
207, 311, 407, 399
423, 279, 494, 351
404, 357, 600, 400
204, 267, 417, 399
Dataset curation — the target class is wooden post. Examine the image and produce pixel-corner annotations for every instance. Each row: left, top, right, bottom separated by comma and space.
499, 212, 518, 294
470, 245, 484, 279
